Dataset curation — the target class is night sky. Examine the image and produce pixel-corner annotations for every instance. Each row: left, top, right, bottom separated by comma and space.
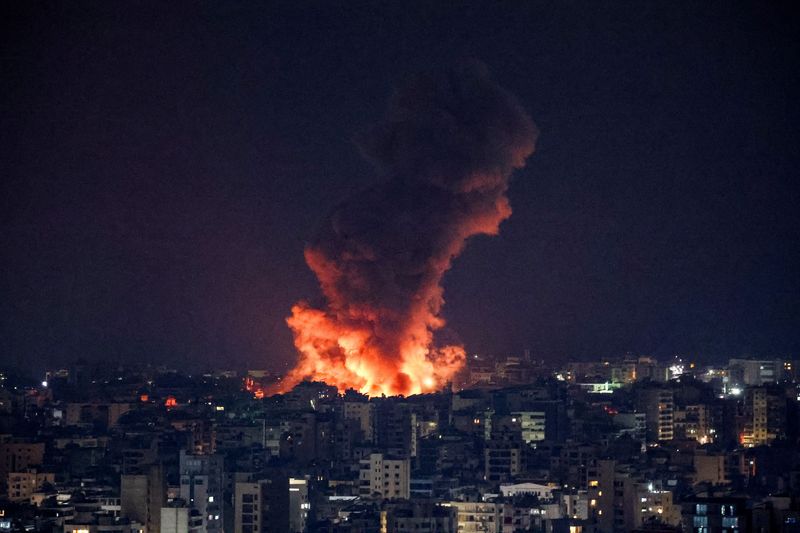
2, 2, 799, 375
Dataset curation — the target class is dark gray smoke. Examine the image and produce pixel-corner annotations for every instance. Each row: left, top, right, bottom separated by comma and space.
279, 62, 538, 396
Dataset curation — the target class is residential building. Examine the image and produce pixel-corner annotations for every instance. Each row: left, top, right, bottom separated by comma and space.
359, 453, 410, 499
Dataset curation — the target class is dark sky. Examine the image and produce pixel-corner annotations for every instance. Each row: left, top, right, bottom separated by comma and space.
2, 2, 799, 375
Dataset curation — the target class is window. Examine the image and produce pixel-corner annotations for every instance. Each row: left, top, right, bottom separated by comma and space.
695, 504, 708, 515
722, 517, 738, 527
722, 504, 736, 516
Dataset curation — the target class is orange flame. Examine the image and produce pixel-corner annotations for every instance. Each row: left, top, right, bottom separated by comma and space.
266, 65, 536, 398
271, 188, 515, 397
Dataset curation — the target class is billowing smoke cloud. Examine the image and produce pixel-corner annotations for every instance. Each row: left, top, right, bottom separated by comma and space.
276, 62, 537, 396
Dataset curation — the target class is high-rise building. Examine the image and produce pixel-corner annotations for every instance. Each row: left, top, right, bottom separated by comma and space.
595, 460, 680, 532
234, 474, 289, 533
728, 358, 788, 387
121, 463, 166, 533
289, 477, 310, 533
374, 401, 417, 457
636, 387, 674, 442
741, 386, 786, 446
179, 451, 224, 533
484, 441, 522, 483
343, 397, 375, 443
448, 501, 504, 533
359, 453, 410, 499
681, 497, 747, 533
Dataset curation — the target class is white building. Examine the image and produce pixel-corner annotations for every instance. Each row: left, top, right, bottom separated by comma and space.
728, 358, 786, 386
499, 482, 554, 500
161, 504, 203, 533
358, 453, 410, 499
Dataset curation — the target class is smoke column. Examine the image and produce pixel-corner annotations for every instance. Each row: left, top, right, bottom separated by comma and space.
276, 63, 537, 397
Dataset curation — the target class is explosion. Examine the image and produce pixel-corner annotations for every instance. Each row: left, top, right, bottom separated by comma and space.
273, 63, 537, 397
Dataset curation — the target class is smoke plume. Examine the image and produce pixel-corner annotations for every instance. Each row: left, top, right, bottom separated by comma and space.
277, 62, 537, 396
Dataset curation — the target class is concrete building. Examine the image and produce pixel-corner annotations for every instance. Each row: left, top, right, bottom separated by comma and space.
233, 474, 289, 533
484, 441, 522, 483
692, 451, 729, 486
741, 386, 786, 446
675, 404, 714, 444
728, 358, 787, 387
161, 503, 203, 533
65, 402, 132, 429
0, 441, 45, 497
636, 388, 674, 442
282, 413, 318, 463
6, 469, 54, 502
613, 412, 647, 444
510, 411, 547, 443
343, 398, 375, 443
121, 464, 166, 533
289, 477, 310, 533
448, 501, 503, 533
359, 453, 410, 499
179, 451, 224, 533
499, 482, 554, 499
263, 423, 287, 457
635, 485, 681, 529
375, 401, 417, 458
214, 423, 265, 451
595, 459, 681, 532
681, 496, 747, 533
383, 500, 457, 533
63, 517, 143, 533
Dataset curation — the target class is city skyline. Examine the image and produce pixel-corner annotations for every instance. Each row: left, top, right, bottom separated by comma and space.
4, 3, 800, 531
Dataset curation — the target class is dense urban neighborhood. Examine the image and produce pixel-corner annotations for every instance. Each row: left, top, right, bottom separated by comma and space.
1, 354, 798, 532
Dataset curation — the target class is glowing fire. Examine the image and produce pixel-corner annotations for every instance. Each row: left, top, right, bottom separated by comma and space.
260, 64, 536, 397
283, 300, 468, 396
